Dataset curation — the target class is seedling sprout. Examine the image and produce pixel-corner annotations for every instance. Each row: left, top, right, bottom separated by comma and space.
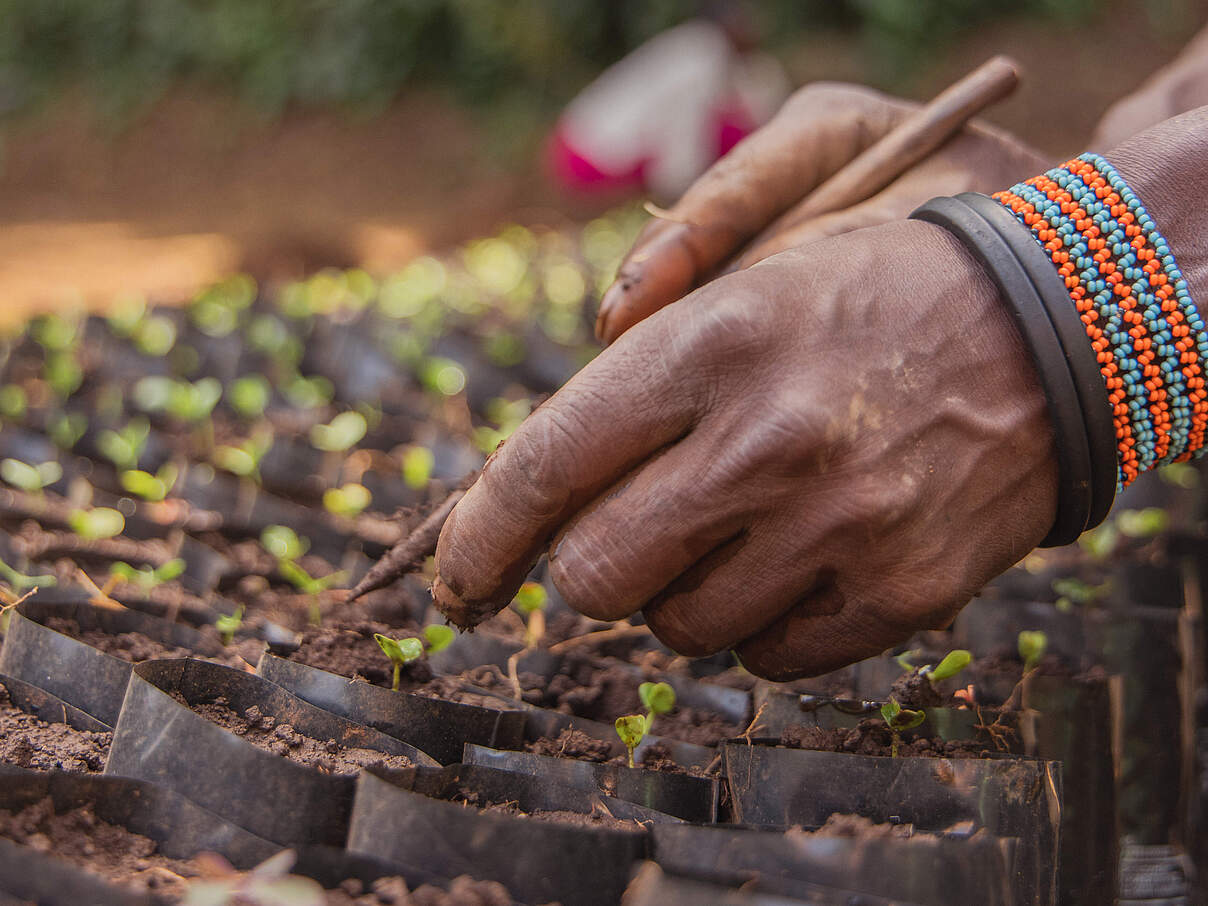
423, 623, 455, 654
918, 649, 972, 684
1018, 630, 1048, 673
0, 558, 55, 593
228, 375, 272, 420
0, 384, 27, 419
120, 464, 179, 502
213, 428, 274, 483
310, 411, 367, 453
374, 634, 424, 691
401, 445, 435, 490
49, 413, 87, 450
108, 559, 186, 593
216, 606, 245, 646
260, 525, 346, 624
97, 418, 151, 471
322, 483, 371, 519
68, 507, 126, 541
0, 459, 61, 496
615, 681, 676, 768
505, 581, 548, 697
880, 697, 926, 758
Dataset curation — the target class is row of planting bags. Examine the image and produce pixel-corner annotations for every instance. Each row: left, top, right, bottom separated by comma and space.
1, 591, 1157, 906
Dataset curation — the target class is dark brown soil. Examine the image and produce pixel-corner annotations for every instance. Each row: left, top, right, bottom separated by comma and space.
887, 669, 944, 711
0, 684, 111, 772
525, 729, 706, 777
779, 720, 996, 759
289, 620, 429, 690
461, 794, 645, 834
328, 874, 518, 906
0, 799, 195, 898
43, 616, 250, 668
186, 696, 413, 774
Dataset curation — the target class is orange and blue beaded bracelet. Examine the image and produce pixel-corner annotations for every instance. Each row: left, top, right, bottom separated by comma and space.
993, 153, 1207, 489
912, 152, 1204, 544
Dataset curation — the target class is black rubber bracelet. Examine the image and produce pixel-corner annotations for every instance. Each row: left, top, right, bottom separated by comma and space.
958, 192, 1116, 528
911, 195, 1093, 546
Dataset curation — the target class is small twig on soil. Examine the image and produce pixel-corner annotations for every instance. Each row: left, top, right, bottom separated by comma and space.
346, 471, 478, 602
0, 586, 39, 612
546, 623, 650, 655
506, 650, 523, 701
738, 702, 768, 746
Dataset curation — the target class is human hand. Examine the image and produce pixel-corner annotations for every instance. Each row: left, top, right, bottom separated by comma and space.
433, 220, 1058, 679
595, 82, 1047, 345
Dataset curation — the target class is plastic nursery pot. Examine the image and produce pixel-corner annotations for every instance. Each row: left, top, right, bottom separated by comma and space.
647, 822, 1019, 906
347, 770, 648, 906
623, 861, 887, 906
404, 761, 681, 824
463, 743, 719, 823
0, 672, 110, 733
257, 651, 526, 765
0, 769, 279, 869
105, 658, 438, 847
722, 741, 1062, 906
752, 689, 879, 738
0, 600, 226, 726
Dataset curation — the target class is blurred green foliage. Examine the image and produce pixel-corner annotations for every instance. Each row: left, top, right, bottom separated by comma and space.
0, 0, 1196, 122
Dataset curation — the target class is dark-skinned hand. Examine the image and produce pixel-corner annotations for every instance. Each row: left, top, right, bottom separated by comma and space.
595, 82, 1047, 344
432, 220, 1058, 680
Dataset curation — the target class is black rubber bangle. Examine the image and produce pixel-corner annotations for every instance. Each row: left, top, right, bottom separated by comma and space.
911, 195, 1093, 546
958, 192, 1116, 528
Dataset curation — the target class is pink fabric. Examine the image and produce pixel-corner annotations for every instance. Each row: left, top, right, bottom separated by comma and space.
546, 126, 648, 194
713, 98, 757, 157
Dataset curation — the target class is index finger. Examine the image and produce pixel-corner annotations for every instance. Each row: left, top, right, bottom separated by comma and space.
596, 85, 915, 343
432, 318, 703, 627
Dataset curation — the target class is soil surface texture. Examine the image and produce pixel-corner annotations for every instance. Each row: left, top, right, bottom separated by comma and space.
779, 721, 995, 759
0, 685, 111, 772
186, 696, 412, 774
526, 728, 705, 777
43, 616, 249, 668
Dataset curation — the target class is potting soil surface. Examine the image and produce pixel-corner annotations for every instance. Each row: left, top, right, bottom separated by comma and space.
43, 616, 249, 668
526, 728, 710, 776
0, 684, 111, 773
780, 722, 996, 759
186, 696, 413, 774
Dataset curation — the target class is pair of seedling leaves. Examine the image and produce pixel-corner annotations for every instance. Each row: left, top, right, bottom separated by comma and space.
374, 625, 456, 690
616, 681, 677, 769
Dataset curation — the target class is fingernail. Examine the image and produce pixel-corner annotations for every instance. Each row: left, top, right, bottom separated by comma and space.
595, 282, 626, 342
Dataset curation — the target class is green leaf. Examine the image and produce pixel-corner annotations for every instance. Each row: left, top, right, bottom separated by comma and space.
1018, 630, 1048, 671
44, 352, 83, 398
156, 558, 186, 582
261, 525, 307, 561
229, 375, 272, 419
0, 557, 56, 591
215, 605, 245, 645
213, 445, 257, 478
423, 623, 455, 654
133, 315, 177, 356
49, 413, 87, 451
322, 483, 371, 518
0, 384, 27, 419
1116, 507, 1169, 539
120, 468, 169, 502
374, 633, 423, 665
512, 581, 547, 615
310, 411, 367, 452
639, 681, 676, 716
401, 445, 434, 490
1, 458, 58, 493
69, 507, 125, 541
924, 649, 971, 683
880, 697, 925, 731
614, 714, 648, 751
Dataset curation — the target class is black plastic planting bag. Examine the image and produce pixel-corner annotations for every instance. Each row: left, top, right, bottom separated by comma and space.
463, 743, 719, 823
106, 658, 437, 847
648, 822, 1017, 906
257, 651, 526, 764
722, 742, 1061, 905
0, 601, 225, 726
348, 771, 647, 906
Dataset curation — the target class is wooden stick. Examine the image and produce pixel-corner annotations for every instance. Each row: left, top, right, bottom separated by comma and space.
753, 55, 1019, 241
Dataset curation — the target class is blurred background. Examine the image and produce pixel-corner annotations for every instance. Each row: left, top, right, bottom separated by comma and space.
0, 0, 1204, 326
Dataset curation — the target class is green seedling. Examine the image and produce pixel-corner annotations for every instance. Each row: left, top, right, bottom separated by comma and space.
120, 463, 178, 503
68, 507, 125, 541
282, 373, 333, 409
423, 623, 455, 654
374, 634, 424, 691
309, 410, 367, 452
322, 482, 371, 519
49, 413, 86, 450
97, 418, 151, 471
419, 357, 467, 397
260, 525, 345, 624
0, 459, 61, 496
30, 313, 79, 352
1018, 630, 1048, 673
108, 559, 185, 593
134, 376, 223, 423
513, 581, 548, 649
0, 558, 55, 593
0, 384, 27, 419
132, 314, 177, 357
1051, 577, 1111, 611
400, 445, 434, 490
228, 375, 272, 420
43, 351, 83, 400
918, 649, 972, 684
615, 681, 676, 768
212, 429, 274, 482
216, 606, 245, 647
880, 697, 926, 758
1116, 507, 1169, 539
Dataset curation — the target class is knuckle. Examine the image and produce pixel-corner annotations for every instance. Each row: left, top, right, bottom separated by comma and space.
643, 596, 727, 658
547, 539, 636, 622
782, 81, 886, 119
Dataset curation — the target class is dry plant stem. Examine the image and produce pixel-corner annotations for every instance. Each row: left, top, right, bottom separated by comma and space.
0, 587, 39, 612
739, 702, 768, 746
347, 475, 477, 601
545, 623, 650, 655
76, 568, 124, 610
744, 55, 1019, 254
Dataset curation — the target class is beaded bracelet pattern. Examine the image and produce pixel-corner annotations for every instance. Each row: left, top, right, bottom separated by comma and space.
993, 153, 1207, 490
